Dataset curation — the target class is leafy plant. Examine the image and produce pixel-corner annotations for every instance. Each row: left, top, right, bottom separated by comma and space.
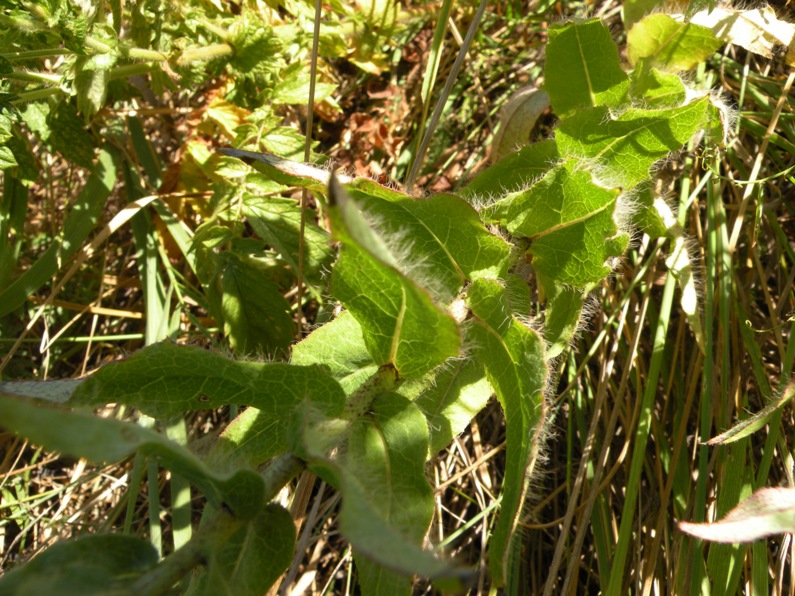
0, 12, 734, 596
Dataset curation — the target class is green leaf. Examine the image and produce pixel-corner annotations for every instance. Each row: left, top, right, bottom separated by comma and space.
485, 161, 627, 289
0, 394, 265, 519
350, 394, 436, 595
75, 51, 117, 117
69, 342, 346, 467
46, 101, 96, 168
629, 60, 687, 107
622, 0, 666, 30
707, 381, 795, 446
188, 505, 295, 595
329, 177, 461, 378
0, 148, 116, 317
544, 19, 629, 117
272, 67, 336, 105
293, 400, 472, 592
556, 97, 715, 189
227, 17, 283, 83
0, 379, 82, 403
214, 251, 294, 356
466, 278, 547, 589
679, 488, 795, 543
0, 534, 157, 595
627, 14, 722, 71
291, 311, 377, 394
461, 139, 559, 200
539, 275, 586, 360
413, 349, 492, 455
242, 193, 332, 284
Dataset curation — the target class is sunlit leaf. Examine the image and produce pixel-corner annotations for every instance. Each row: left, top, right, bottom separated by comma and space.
627, 14, 722, 71
707, 381, 795, 446
679, 488, 795, 543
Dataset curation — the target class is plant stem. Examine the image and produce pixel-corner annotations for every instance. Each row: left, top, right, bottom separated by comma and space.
177, 43, 233, 65
1, 48, 72, 61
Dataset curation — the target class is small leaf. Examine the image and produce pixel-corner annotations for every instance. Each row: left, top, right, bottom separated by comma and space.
466, 278, 547, 588
627, 14, 722, 71
544, 19, 629, 117
490, 87, 550, 163
75, 51, 117, 117
0, 534, 157, 594
242, 193, 332, 284
46, 101, 96, 168
707, 381, 795, 446
188, 505, 295, 595
0, 394, 265, 518
679, 487, 795, 543
630, 60, 687, 107
215, 252, 294, 356
539, 275, 585, 360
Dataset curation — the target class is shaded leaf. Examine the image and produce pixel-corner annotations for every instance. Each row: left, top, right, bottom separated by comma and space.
0, 394, 265, 519
0, 534, 157, 595
188, 505, 295, 595
679, 488, 795, 543
707, 381, 795, 446
46, 101, 96, 168
490, 87, 550, 163
466, 278, 547, 588
629, 60, 687, 107
75, 51, 117, 117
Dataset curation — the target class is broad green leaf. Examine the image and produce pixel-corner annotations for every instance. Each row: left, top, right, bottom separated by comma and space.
75, 51, 117, 118
485, 161, 627, 289
215, 251, 294, 355
350, 394, 436, 595
413, 349, 492, 455
188, 505, 295, 595
291, 311, 377, 394
679, 488, 795, 543
70, 342, 346, 465
0, 148, 116, 317
466, 278, 547, 588
707, 381, 795, 446
272, 69, 336, 105
227, 18, 282, 82
0, 534, 157, 595
293, 402, 472, 592
242, 193, 332, 284
0, 394, 265, 519
627, 14, 722, 71
461, 139, 559, 200
0, 144, 16, 169
629, 60, 687, 107
544, 19, 629, 117
556, 98, 715, 189
329, 177, 461, 378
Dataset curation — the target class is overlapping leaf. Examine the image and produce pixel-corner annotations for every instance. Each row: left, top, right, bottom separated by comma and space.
188, 505, 295, 595
627, 14, 724, 71
0, 394, 265, 519
328, 177, 461, 378
466, 278, 547, 588
485, 160, 627, 289
555, 97, 715, 189
69, 342, 346, 466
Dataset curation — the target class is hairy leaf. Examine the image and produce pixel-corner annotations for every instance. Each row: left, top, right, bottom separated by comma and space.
545, 19, 629, 117
0, 534, 157, 595
707, 381, 795, 446
0, 395, 265, 518
328, 177, 461, 378
627, 14, 722, 71
466, 278, 547, 588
